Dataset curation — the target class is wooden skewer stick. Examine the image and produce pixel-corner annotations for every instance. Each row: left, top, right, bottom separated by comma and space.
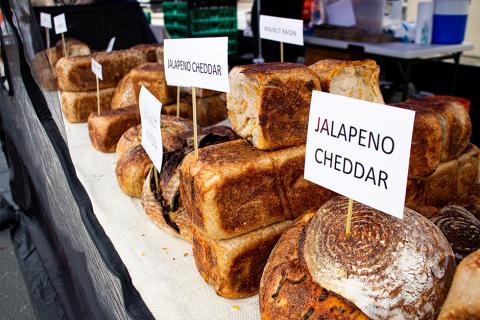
280, 42, 284, 63
192, 87, 198, 158
96, 76, 100, 115
61, 32, 67, 57
176, 86, 180, 118
346, 198, 353, 236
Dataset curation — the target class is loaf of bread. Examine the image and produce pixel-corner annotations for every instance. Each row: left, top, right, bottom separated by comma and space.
431, 205, 480, 262
116, 115, 193, 158
56, 38, 90, 59
131, 43, 163, 63
180, 139, 336, 240
449, 184, 480, 220
56, 49, 147, 91
308, 59, 384, 104
61, 88, 116, 123
394, 98, 472, 177
88, 106, 140, 153
406, 144, 480, 208
194, 220, 293, 299
438, 249, 480, 320
227, 63, 321, 150
111, 63, 172, 108
115, 115, 193, 198
115, 145, 152, 198
260, 212, 369, 320
116, 124, 142, 159
142, 126, 240, 240
162, 94, 227, 127
260, 197, 455, 320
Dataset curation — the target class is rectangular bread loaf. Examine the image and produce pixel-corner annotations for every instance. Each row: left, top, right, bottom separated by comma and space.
227, 63, 321, 150
131, 43, 163, 63
192, 220, 292, 298
55, 38, 91, 59
180, 139, 336, 240
61, 88, 116, 123
162, 94, 227, 127
308, 59, 384, 103
406, 144, 480, 208
88, 106, 140, 152
394, 98, 471, 177
111, 62, 172, 108
56, 49, 147, 91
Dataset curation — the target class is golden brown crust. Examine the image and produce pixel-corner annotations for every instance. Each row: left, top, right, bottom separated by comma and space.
61, 88, 116, 123
302, 197, 455, 319
55, 38, 90, 59
56, 49, 147, 91
131, 43, 163, 62
394, 98, 472, 177
111, 62, 173, 108
438, 249, 480, 320
115, 145, 152, 197
179, 139, 335, 240
192, 220, 293, 299
88, 106, 140, 153
260, 212, 369, 320
406, 144, 480, 208
309, 59, 384, 104
162, 94, 227, 127
227, 63, 321, 150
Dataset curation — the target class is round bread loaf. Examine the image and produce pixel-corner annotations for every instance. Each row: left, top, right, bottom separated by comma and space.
431, 205, 480, 262
260, 197, 455, 320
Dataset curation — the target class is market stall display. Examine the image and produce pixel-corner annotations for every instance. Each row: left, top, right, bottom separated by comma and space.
2, 1, 480, 316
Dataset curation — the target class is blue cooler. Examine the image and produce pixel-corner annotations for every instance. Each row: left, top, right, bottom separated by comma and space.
432, 0, 469, 44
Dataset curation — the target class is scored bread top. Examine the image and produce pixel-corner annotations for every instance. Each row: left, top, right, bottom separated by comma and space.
303, 197, 455, 320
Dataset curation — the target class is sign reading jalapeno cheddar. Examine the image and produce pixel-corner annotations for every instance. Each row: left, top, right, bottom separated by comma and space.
304, 91, 415, 218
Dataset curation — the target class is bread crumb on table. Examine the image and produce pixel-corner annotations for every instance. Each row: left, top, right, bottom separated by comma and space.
183, 253, 188, 257
140, 251, 145, 257
232, 305, 240, 311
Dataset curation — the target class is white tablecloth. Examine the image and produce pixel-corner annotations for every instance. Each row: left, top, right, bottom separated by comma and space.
64, 120, 260, 319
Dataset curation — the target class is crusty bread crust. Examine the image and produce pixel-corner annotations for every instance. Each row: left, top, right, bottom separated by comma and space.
394, 98, 472, 178
438, 249, 480, 319
193, 220, 293, 299
260, 212, 368, 320
115, 145, 152, 198
309, 59, 384, 104
179, 139, 335, 240
131, 43, 163, 63
111, 62, 173, 108
88, 106, 140, 153
61, 88, 116, 123
56, 49, 147, 91
405, 144, 480, 209
227, 63, 321, 150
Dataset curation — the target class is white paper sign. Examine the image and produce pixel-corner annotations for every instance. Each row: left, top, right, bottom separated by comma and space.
140, 86, 163, 170
40, 12, 52, 29
163, 37, 229, 93
54, 13, 67, 34
91, 58, 103, 80
259, 15, 304, 46
304, 91, 415, 218
106, 37, 116, 53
